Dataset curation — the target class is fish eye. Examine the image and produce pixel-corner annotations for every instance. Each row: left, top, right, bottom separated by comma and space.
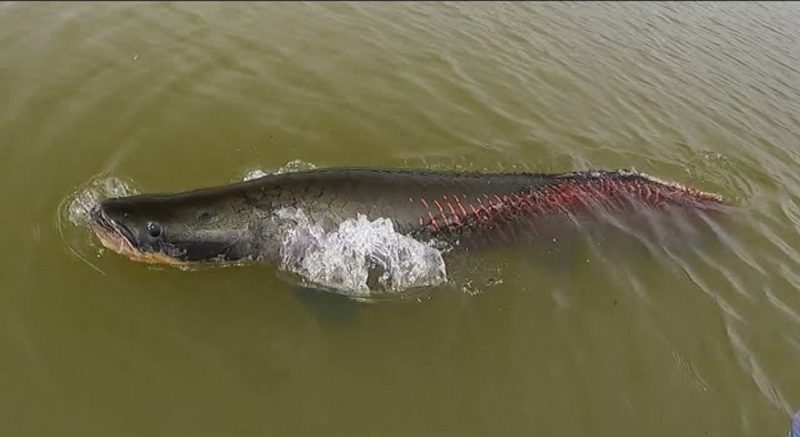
146, 221, 162, 238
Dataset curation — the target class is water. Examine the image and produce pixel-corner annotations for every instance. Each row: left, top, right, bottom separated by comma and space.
1, 2, 799, 436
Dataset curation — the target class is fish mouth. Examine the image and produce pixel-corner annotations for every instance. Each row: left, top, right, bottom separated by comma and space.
89, 206, 186, 266
89, 206, 138, 253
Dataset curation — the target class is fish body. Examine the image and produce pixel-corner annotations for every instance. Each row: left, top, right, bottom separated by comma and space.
90, 167, 728, 265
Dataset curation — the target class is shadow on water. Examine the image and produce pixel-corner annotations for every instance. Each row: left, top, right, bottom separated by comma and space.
282, 275, 446, 325
286, 283, 364, 325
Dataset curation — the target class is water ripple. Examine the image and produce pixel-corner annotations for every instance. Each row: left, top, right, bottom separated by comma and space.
1, 3, 799, 435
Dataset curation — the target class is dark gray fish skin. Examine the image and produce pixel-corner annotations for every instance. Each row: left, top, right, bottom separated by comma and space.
90, 167, 728, 265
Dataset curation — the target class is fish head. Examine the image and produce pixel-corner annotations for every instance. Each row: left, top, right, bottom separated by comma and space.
89, 191, 256, 265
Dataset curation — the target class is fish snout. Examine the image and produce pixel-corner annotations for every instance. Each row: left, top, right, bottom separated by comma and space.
89, 205, 117, 234
89, 205, 104, 225
88, 204, 136, 250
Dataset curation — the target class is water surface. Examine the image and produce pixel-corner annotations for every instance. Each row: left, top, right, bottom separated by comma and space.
1, 2, 799, 436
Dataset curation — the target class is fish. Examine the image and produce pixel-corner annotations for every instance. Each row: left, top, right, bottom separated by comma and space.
89, 167, 729, 265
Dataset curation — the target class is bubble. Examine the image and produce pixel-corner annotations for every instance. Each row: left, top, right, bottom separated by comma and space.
276, 159, 317, 174
242, 159, 317, 181
242, 169, 269, 182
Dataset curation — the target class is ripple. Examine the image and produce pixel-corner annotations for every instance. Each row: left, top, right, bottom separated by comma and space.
2, 3, 800, 434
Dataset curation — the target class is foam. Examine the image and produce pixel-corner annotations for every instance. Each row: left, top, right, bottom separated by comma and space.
242, 159, 317, 181
67, 177, 138, 226
275, 208, 447, 296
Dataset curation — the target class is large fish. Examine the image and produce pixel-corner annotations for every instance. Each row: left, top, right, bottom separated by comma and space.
89, 167, 728, 265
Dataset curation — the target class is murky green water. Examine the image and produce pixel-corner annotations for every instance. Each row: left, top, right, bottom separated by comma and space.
1, 2, 799, 436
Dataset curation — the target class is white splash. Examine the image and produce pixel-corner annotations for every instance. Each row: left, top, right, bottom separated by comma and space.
242, 159, 317, 182
242, 169, 269, 182
276, 208, 447, 296
67, 177, 138, 225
